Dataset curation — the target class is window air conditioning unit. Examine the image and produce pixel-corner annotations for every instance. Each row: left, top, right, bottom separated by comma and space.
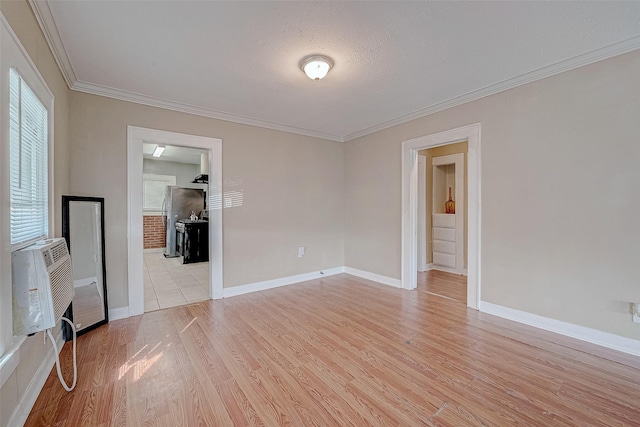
12, 238, 75, 336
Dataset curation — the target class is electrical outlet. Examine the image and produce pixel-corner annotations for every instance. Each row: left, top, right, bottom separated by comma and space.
297, 246, 305, 258
632, 303, 640, 324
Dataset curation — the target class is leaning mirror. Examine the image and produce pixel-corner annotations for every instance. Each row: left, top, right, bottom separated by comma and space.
62, 196, 108, 337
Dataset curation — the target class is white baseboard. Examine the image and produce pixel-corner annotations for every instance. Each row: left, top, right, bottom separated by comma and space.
108, 307, 130, 321
73, 276, 97, 288
417, 262, 431, 272
7, 333, 64, 427
479, 301, 640, 357
344, 267, 402, 288
431, 265, 467, 276
106, 265, 413, 316
223, 267, 345, 298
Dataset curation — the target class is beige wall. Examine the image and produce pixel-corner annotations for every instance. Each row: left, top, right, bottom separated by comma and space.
419, 141, 468, 267
2, 1, 639, 424
0, 1, 71, 426
345, 50, 640, 340
69, 92, 345, 309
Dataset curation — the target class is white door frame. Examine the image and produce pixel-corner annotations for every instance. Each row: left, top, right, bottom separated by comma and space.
127, 126, 223, 317
417, 155, 427, 272
401, 123, 481, 309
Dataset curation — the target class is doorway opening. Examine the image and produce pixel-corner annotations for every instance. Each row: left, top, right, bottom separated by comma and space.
141, 143, 210, 312
417, 143, 467, 304
127, 126, 223, 317
401, 123, 481, 309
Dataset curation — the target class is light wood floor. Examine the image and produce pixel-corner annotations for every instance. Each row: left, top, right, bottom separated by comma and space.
26, 273, 639, 426
418, 269, 467, 304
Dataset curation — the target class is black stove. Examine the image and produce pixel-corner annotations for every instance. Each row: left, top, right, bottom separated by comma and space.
176, 219, 209, 264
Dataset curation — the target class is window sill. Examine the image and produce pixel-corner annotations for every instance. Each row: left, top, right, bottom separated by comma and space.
0, 336, 26, 388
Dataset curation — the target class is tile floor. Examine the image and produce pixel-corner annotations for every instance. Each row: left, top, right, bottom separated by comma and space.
143, 251, 210, 312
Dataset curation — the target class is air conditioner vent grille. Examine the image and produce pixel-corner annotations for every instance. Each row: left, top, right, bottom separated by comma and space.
51, 241, 69, 263
50, 258, 74, 321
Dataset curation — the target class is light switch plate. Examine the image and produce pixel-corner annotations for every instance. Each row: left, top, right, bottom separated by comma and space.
297, 246, 305, 258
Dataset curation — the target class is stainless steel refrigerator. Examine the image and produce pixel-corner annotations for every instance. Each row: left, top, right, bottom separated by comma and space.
162, 186, 204, 257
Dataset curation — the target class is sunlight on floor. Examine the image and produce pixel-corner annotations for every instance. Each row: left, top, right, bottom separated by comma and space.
180, 317, 198, 334
118, 342, 164, 381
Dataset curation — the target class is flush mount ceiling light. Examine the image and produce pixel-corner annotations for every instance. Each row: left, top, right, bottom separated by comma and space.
152, 145, 165, 157
299, 54, 334, 80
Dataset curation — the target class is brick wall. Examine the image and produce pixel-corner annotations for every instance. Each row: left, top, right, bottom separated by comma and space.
143, 215, 166, 249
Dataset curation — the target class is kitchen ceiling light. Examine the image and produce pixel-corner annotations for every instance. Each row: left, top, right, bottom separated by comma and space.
299, 54, 334, 80
153, 145, 165, 157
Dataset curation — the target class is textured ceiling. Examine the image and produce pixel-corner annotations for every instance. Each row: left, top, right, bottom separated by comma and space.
36, 1, 640, 141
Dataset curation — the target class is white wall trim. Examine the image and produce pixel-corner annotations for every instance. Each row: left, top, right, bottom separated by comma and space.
417, 155, 427, 273
27, 4, 640, 143
128, 126, 224, 317
0, 11, 56, 358
343, 35, 640, 142
108, 307, 130, 321
430, 265, 468, 277
401, 123, 481, 310
6, 333, 64, 427
479, 302, 640, 358
74, 81, 345, 142
223, 267, 345, 298
28, 0, 77, 88
0, 337, 26, 389
96, 266, 403, 313
344, 267, 402, 289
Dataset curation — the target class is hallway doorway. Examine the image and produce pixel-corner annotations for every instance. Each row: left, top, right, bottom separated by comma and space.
401, 123, 481, 309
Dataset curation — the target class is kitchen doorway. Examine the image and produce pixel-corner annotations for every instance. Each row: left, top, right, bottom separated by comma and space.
127, 126, 223, 317
141, 144, 210, 312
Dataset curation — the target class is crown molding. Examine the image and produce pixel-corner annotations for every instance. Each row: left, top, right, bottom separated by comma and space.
28, 0, 76, 89
27, 0, 344, 142
343, 35, 640, 142
28, 0, 640, 143
72, 80, 344, 142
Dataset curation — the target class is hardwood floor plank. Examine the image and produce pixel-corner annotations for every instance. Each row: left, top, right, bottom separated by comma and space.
24, 272, 639, 426
418, 270, 467, 303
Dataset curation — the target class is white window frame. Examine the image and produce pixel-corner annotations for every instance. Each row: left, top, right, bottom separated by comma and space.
0, 14, 54, 361
9, 68, 50, 250
142, 173, 175, 215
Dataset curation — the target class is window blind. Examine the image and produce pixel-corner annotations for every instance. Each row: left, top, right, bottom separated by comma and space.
9, 68, 49, 248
